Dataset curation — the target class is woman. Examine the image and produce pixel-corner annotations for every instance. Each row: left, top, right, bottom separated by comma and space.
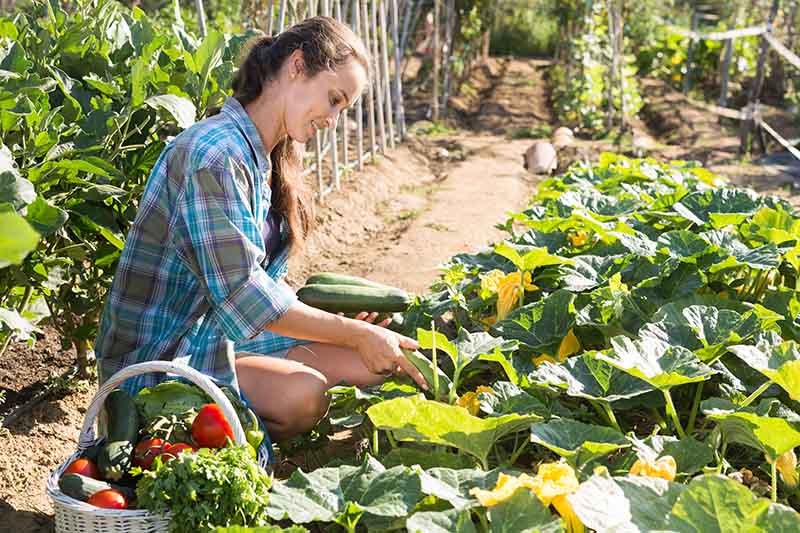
94, 16, 427, 447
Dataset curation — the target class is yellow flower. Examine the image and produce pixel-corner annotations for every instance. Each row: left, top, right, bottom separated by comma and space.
528, 463, 584, 533
496, 271, 538, 320
456, 386, 495, 416
533, 354, 558, 366
481, 315, 498, 328
557, 329, 581, 360
532, 329, 582, 366
470, 463, 584, 533
767, 449, 798, 488
629, 455, 677, 481
568, 230, 589, 247
480, 269, 505, 295
469, 472, 534, 506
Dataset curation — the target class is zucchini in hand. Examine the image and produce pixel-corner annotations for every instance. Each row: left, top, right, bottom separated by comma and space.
297, 283, 412, 313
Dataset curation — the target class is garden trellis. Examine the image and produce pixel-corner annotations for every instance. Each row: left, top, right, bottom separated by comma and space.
674, 0, 800, 160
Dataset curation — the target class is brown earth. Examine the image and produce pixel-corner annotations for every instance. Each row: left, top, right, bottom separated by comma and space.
2, 56, 798, 532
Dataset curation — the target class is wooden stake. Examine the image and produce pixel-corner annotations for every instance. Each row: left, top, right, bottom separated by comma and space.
432, 0, 440, 122
278, 0, 287, 31
379, 0, 395, 148
336, 0, 349, 176
391, 0, 405, 139
370, 1, 387, 153
361, 0, 377, 160
683, 4, 699, 95
354, 0, 366, 170
195, 0, 207, 37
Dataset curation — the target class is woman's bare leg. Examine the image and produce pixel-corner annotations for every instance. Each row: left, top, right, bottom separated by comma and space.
235, 343, 386, 440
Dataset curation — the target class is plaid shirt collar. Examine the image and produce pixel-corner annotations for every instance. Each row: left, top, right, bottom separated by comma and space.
221, 96, 270, 174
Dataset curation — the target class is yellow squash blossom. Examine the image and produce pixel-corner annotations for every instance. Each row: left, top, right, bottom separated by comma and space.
456, 386, 495, 416
629, 455, 677, 481
496, 271, 538, 320
480, 269, 505, 296
528, 462, 584, 533
532, 329, 582, 366
767, 449, 799, 488
568, 230, 589, 247
470, 463, 584, 533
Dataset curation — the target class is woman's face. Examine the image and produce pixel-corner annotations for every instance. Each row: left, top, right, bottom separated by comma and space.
285, 53, 368, 144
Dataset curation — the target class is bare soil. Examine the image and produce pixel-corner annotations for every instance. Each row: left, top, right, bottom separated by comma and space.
2, 56, 798, 532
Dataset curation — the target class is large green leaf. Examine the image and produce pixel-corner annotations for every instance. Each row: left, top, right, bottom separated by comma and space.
407, 508, 477, 533
668, 475, 800, 532
568, 473, 684, 532
0, 210, 40, 267
425, 467, 518, 507
489, 488, 564, 533
366, 395, 540, 468
266, 456, 421, 524
672, 188, 763, 226
478, 381, 555, 418
25, 196, 68, 235
529, 419, 629, 460
656, 230, 710, 263
493, 290, 576, 353
145, 94, 196, 129
0, 145, 35, 210
598, 337, 716, 390
628, 434, 715, 475
494, 242, 574, 272
730, 341, 800, 400
705, 408, 800, 461
531, 353, 652, 402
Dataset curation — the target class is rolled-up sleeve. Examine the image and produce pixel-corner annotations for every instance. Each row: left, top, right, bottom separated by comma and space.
173, 161, 296, 342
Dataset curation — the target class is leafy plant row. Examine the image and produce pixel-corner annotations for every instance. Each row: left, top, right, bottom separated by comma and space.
0, 0, 258, 368
276, 153, 800, 532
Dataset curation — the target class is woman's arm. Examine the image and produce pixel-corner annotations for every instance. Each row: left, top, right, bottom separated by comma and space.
265, 301, 428, 389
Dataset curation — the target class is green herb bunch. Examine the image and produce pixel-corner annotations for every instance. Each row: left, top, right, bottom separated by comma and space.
135, 445, 272, 532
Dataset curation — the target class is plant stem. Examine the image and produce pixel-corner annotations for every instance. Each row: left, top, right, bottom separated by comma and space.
772, 459, 778, 502
518, 269, 526, 309
478, 510, 490, 532
601, 401, 622, 433
508, 436, 529, 466
386, 431, 397, 449
372, 427, 379, 456
741, 381, 772, 408
431, 320, 440, 402
686, 382, 704, 435
662, 390, 686, 439
650, 407, 668, 432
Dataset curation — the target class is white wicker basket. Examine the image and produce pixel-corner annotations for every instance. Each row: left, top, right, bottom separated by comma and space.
46, 360, 266, 533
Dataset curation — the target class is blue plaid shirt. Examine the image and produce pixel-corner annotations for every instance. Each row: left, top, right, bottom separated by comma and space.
95, 97, 308, 394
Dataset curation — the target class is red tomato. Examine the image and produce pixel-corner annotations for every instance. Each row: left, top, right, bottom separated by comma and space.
159, 442, 196, 462
191, 404, 234, 448
87, 489, 128, 509
134, 438, 169, 469
64, 458, 101, 480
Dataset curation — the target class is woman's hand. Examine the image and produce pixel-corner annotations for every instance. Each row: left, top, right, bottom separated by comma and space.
340, 311, 392, 328
351, 322, 428, 390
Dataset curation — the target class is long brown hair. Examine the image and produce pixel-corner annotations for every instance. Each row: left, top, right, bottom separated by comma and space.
232, 16, 370, 255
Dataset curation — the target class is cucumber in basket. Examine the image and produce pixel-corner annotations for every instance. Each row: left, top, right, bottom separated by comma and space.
297, 283, 412, 313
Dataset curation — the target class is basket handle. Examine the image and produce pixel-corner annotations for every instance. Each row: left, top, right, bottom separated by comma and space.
78, 361, 247, 449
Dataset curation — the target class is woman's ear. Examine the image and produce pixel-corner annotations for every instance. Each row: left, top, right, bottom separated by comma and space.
289, 49, 306, 79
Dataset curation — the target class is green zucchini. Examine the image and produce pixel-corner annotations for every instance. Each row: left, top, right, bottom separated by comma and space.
305, 272, 393, 290
297, 284, 412, 313
98, 440, 134, 481
58, 473, 135, 502
98, 389, 139, 481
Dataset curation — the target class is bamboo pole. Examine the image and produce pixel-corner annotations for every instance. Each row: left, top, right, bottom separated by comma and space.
615, 1, 625, 130
740, 0, 780, 154
441, 0, 454, 116
195, 0, 207, 37
391, 0, 405, 139
362, 0, 378, 158
370, 0, 388, 153
336, 0, 349, 179
353, 0, 366, 170
267, 0, 275, 34
432, 0, 440, 121
278, 0, 287, 31
683, 4, 699, 95
330, 0, 340, 189
379, 0, 395, 149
